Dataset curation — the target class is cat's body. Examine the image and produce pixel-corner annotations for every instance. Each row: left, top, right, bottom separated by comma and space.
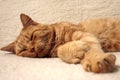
1, 14, 118, 73
79, 18, 120, 52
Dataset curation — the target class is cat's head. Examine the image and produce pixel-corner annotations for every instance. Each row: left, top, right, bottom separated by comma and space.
1, 14, 54, 57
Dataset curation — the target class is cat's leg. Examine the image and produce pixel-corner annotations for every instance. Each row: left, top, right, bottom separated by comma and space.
67, 31, 116, 73
71, 58, 81, 64
97, 31, 120, 52
57, 40, 89, 64
78, 33, 116, 73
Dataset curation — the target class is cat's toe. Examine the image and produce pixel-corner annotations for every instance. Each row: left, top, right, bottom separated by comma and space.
81, 60, 92, 72
102, 54, 116, 72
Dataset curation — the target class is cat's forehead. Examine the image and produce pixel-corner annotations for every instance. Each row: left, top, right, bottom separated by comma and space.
20, 24, 49, 35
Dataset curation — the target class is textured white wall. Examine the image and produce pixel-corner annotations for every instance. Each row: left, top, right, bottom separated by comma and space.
0, 0, 120, 47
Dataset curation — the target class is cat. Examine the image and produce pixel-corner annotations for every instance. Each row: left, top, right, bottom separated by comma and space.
0, 14, 116, 73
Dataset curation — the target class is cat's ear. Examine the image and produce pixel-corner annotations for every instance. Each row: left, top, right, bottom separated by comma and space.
0, 42, 15, 53
20, 13, 35, 27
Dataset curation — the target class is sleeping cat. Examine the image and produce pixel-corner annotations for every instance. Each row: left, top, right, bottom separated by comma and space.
0, 14, 117, 73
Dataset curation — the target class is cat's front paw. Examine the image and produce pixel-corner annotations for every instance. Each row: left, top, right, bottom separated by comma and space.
81, 53, 116, 73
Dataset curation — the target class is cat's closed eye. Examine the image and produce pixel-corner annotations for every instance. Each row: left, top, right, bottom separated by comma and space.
30, 34, 33, 41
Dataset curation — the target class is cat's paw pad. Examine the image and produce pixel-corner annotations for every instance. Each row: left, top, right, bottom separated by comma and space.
82, 53, 116, 73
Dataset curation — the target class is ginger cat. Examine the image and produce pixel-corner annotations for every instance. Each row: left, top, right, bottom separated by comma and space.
0, 14, 117, 73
